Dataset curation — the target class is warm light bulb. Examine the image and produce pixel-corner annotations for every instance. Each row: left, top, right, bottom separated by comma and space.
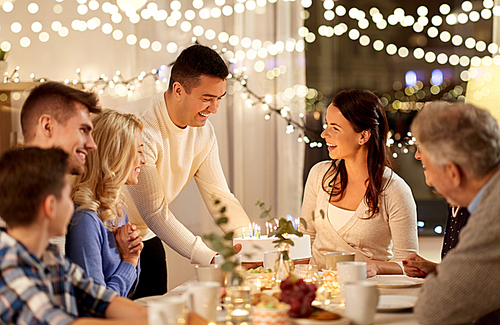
117, 0, 147, 11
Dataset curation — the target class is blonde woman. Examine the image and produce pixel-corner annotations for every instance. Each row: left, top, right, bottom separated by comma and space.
66, 110, 145, 297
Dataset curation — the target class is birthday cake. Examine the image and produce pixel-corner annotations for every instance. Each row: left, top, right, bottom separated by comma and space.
233, 235, 312, 263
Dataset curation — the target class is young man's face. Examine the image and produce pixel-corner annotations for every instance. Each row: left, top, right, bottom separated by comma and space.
51, 175, 74, 237
51, 102, 97, 175
175, 75, 226, 128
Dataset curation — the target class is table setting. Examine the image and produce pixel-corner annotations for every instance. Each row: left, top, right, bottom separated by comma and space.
135, 249, 425, 325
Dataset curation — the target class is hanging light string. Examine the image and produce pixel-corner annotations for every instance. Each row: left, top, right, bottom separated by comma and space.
2, 45, 323, 148
303, 1, 500, 73
4, 63, 434, 156
1, 1, 499, 67
230, 69, 323, 147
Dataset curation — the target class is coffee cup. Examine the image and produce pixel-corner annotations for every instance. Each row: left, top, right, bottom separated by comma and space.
184, 281, 220, 323
324, 251, 355, 270
148, 296, 188, 325
344, 281, 379, 324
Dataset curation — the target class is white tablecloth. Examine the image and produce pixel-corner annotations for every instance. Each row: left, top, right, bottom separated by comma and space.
372, 287, 420, 325
137, 277, 422, 325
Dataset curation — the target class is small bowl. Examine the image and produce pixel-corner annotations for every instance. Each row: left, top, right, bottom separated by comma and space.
246, 272, 275, 290
253, 304, 290, 325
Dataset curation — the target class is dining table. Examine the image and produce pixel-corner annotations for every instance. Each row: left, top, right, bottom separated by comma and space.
136, 275, 423, 325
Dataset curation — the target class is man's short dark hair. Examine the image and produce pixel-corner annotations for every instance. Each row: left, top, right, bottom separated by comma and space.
21, 82, 101, 142
0, 148, 68, 227
168, 45, 229, 93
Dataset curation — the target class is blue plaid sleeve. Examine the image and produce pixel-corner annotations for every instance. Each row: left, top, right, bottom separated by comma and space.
65, 259, 118, 317
0, 263, 75, 325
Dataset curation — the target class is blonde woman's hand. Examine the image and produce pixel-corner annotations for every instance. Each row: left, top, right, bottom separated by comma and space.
114, 222, 143, 267
126, 223, 144, 254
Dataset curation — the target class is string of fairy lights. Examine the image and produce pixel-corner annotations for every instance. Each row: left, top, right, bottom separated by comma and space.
1, 0, 499, 154
2, 0, 500, 69
1, 40, 323, 147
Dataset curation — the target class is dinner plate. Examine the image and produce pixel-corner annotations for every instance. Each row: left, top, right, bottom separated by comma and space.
289, 316, 351, 325
377, 295, 417, 312
367, 275, 425, 288
289, 307, 350, 325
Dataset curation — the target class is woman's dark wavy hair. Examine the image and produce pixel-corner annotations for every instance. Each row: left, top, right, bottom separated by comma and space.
322, 89, 392, 218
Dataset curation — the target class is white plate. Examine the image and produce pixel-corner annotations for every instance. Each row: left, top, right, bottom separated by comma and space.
289, 316, 350, 325
367, 275, 424, 288
377, 295, 417, 311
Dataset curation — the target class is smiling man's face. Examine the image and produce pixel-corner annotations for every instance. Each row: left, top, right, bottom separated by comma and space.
172, 75, 226, 128
51, 102, 96, 175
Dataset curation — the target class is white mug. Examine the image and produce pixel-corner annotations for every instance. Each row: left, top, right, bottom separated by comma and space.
337, 261, 367, 303
195, 264, 224, 285
324, 251, 355, 270
213, 255, 224, 265
147, 296, 187, 325
263, 251, 278, 270
184, 281, 220, 323
344, 281, 379, 325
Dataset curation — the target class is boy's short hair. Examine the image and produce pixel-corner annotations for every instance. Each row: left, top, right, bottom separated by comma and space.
0, 148, 68, 227
21, 82, 101, 142
168, 44, 229, 93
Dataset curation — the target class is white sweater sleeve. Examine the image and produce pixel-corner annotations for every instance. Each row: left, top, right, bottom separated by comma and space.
384, 174, 419, 261
194, 139, 250, 237
126, 164, 217, 265
299, 162, 323, 245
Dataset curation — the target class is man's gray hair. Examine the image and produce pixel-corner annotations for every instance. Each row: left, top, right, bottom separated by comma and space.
411, 101, 500, 179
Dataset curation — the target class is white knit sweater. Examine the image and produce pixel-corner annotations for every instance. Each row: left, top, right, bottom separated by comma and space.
117, 93, 250, 265
301, 161, 418, 269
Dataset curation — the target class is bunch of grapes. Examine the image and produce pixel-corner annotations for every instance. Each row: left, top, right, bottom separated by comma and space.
279, 275, 317, 318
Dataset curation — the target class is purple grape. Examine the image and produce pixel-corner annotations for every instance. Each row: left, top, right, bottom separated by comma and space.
279, 276, 318, 318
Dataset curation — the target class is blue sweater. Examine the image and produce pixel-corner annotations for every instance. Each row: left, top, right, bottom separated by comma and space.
65, 208, 139, 297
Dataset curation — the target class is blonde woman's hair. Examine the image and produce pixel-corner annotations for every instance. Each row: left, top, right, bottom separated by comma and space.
73, 109, 143, 230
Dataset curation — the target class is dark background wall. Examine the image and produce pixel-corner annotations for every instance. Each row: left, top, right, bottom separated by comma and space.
301, 0, 491, 235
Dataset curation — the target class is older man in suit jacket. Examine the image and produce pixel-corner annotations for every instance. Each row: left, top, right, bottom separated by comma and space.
410, 102, 500, 324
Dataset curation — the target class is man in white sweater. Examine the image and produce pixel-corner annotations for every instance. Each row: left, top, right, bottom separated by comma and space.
410, 102, 500, 324
118, 45, 250, 298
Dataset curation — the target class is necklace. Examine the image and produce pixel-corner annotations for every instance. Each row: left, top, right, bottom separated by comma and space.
451, 206, 460, 218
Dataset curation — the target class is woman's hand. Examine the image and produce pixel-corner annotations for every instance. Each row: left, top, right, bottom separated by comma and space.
365, 260, 405, 277
403, 253, 437, 277
114, 222, 143, 267
365, 261, 379, 277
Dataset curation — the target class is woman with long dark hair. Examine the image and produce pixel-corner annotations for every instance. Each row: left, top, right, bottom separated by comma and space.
301, 89, 418, 275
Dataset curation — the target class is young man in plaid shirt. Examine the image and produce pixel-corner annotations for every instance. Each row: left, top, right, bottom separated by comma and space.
0, 148, 147, 324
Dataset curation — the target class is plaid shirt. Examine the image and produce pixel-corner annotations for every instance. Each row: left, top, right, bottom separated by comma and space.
0, 231, 118, 324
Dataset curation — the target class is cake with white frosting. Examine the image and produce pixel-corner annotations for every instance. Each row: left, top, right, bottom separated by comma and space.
233, 235, 311, 263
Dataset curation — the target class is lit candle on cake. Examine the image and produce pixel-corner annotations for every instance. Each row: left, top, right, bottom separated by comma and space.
242, 227, 245, 239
